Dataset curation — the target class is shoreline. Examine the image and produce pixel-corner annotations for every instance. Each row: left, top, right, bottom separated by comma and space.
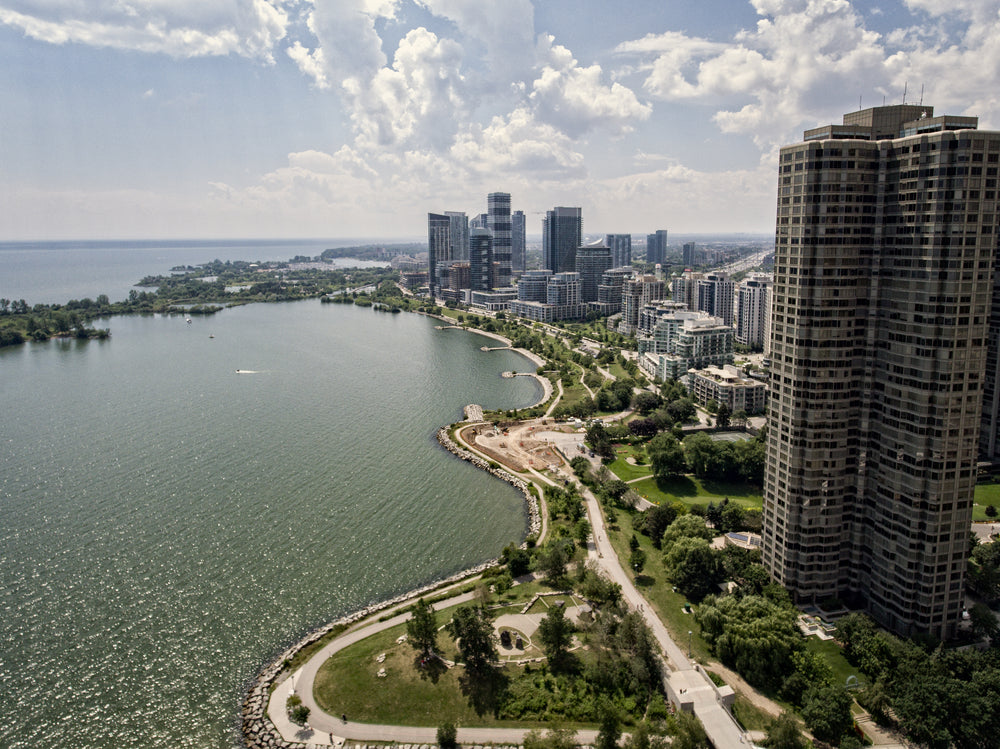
241, 431, 543, 749
241, 307, 551, 748
419, 312, 552, 409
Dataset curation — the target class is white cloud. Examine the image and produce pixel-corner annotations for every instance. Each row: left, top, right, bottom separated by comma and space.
0, 0, 289, 61
347, 27, 467, 150
530, 34, 650, 138
286, 40, 329, 89
416, 0, 535, 83
451, 107, 585, 177
616, 0, 891, 148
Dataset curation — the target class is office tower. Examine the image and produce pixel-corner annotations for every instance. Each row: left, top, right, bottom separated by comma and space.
695, 272, 735, 326
469, 227, 493, 291
605, 234, 633, 268
734, 273, 772, 352
764, 105, 998, 639
682, 242, 696, 268
646, 229, 668, 265
512, 210, 526, 273
488, 192, 512, 287
470, 213, 488, 230
427, 213, 450, 295
542, 207, 582, 273
576, 240, 613, 303
446, 211, 469, 262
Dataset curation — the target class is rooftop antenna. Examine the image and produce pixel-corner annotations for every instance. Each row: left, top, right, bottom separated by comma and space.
919, 84, 924, 106
902, 82, 908, 105
859, 95, 863, 110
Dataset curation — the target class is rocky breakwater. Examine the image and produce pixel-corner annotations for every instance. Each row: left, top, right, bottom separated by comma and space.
436, 426, 541, 541
241, 426, 540, 748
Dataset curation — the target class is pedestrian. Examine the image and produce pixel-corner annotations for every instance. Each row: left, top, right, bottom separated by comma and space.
342, 714, 347, 724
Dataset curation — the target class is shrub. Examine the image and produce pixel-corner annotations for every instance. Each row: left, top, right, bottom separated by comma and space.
437, 721, 458, 749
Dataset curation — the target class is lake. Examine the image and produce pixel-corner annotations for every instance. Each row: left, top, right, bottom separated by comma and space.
0, 292, 540, 747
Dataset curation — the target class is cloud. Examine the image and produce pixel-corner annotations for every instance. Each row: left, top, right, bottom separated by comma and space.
416, 0, 535, 83
0, 0, 289, 61
451, 107, 585, 177
347, 27, 467, 150
530, 35, 651, 138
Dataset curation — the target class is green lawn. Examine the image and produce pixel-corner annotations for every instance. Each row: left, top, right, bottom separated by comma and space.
973, 481, 1000, 521
629, 475, 762, 510
804, 637, 862, 689
608, 445, 654, 482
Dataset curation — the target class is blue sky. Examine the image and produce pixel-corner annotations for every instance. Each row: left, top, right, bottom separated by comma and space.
2, 0, 999, 240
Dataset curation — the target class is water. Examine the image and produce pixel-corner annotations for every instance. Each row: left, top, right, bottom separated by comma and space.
0, 239, 391, 305
0, 276, 541, 747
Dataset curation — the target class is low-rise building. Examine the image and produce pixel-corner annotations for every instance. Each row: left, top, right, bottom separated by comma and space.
687, 364, 766, 414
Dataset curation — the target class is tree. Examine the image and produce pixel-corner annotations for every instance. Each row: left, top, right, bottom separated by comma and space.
437, 721, 458, 749
595, 697, 622, 749
630, 546, 647, 576
670, 710, 709, 749
537, 539, 574, 586
664, 537, 723, 601
637, 503, 678, 548
764, 712, 807, 749
695, 595, 800, 692
718, 503, 746, 533
647, 432, 687, 478
801, 682, 853, 745
970, 601, 999, 641
716, 402, 731, 429
538, 602, 576, 671
406, 597, 439, 658
501, 542, 532, 577
632, 390, 661, 414
587, 421, 614, 459
447, 605, 498, 674
682, 433, 717, 477
286, 694, 310, 726
523, 728, 578, 749
660, 514, 714, 550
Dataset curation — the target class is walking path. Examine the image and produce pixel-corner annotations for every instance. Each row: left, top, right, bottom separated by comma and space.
267, 432, 751, 748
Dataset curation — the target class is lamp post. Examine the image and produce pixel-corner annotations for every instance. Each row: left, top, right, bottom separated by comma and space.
688, 630, 692, 659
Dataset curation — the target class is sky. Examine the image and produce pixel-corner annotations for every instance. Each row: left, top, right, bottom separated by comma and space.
2, 0, 1000, 241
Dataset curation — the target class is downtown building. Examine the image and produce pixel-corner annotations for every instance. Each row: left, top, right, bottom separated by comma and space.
735, 273, 772, 352
512, 210, 526, 274
605, 233, 633, 268
763, 105, 999, 639
576, 240, 613, 303
646, 229, 668, 265
488, 192, 512, 288
543, 207, 583, 273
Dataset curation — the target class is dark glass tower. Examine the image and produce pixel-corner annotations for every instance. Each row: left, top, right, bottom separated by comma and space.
542, 207, 582, 273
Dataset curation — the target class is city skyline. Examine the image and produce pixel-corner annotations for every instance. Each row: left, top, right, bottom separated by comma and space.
3, 1, 1000, 240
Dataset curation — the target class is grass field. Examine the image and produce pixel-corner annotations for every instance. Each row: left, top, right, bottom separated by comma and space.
608, 445, 655, 482
973, 481, 1000, 521
629, 475, 763, 510
804, 637, 862, 688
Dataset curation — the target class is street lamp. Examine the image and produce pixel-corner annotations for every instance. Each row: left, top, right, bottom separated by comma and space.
688, 630, 692, 659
